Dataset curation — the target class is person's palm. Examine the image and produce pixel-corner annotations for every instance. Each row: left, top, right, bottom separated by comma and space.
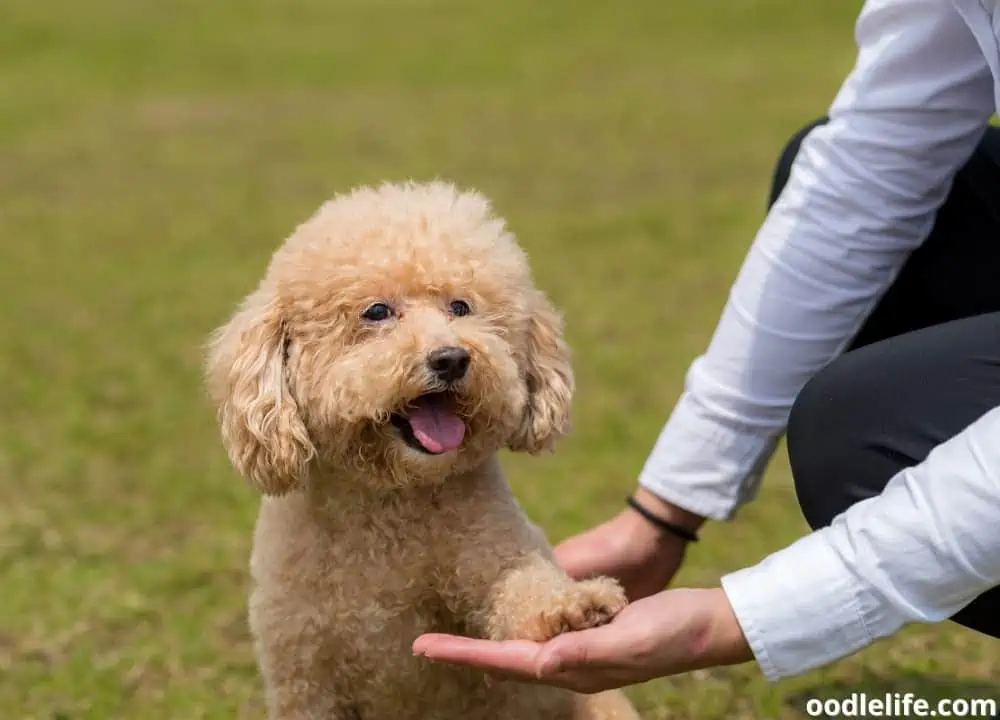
553, 509, 687, 601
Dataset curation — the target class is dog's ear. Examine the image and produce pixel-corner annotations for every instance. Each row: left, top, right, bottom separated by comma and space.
204, 285, 315, 495
507, 289, 575, 454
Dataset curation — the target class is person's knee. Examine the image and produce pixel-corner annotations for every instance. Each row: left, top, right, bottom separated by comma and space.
769, 116, 829, 208
786, 356, 859, 530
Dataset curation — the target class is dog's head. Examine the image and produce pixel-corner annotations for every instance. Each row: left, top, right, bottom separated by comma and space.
204, 181, 573, 493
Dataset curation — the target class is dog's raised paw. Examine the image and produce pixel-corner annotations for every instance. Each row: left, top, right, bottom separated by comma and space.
521, 577, 628, 642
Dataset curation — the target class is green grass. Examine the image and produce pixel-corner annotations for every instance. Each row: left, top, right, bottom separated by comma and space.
1, 1, 996, 717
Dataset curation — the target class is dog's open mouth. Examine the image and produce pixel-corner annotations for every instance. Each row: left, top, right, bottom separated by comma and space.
390, 392, 466, 455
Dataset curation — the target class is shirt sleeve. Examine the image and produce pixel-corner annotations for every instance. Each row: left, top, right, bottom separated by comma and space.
638, 0, 996, 520
720, 404, 1000, 681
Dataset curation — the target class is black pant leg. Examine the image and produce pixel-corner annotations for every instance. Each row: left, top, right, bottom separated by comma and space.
767, 119, 1000, 638
786, 314, 1000, 637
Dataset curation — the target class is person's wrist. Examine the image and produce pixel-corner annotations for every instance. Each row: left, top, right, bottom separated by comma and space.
702, 587, 754, 667
628, 487, 707, 537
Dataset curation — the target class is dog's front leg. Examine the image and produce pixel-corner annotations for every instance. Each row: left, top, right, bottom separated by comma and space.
436, 463, 628, 645
481, 551, 628, 643
440, 482, 628, 643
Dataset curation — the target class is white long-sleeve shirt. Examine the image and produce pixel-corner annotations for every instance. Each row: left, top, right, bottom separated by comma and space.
638, 0, 1000, 680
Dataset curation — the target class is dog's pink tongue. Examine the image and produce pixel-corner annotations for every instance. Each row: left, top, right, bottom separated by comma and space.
407, 395, 466, 454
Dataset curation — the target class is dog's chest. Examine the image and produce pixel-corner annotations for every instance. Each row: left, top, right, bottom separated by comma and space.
250, 492, 581, 719
285, 528, 506, 713
253, 495, 470, 633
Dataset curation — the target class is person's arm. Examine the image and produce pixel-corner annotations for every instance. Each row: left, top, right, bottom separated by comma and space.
638, 0, 996, 522
721, 404, 1000, 679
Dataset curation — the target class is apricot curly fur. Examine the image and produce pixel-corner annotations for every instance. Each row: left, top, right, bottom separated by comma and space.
204, 181, 641, 719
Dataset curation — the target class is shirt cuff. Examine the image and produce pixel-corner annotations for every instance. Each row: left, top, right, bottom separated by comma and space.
637, 390, 780, 521
719, 526, 908, 681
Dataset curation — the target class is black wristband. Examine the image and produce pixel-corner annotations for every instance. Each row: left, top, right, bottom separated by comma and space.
626, 495, 699, 543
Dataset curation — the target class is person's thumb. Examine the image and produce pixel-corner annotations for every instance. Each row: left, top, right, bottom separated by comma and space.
551, 534, 594, 579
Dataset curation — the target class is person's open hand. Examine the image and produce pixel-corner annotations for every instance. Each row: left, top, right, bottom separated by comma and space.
411, 587, 753, 694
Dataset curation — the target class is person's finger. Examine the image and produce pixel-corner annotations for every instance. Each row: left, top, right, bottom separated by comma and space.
412, 622, 654, 692
414, 634, 641, 695
412, 634, 544, 676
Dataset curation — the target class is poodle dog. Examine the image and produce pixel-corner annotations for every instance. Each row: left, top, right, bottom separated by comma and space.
204, 181, 641, 720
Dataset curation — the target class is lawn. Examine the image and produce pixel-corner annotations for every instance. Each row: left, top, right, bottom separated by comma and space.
1, 1, 996, 718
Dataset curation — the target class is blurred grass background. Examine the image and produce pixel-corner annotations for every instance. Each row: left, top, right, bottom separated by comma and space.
1, 0, 997, 717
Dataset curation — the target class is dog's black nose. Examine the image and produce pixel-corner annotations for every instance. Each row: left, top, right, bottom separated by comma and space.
427, 346, 470, 382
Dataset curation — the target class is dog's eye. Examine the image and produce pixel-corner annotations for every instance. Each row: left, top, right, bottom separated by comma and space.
449, 300, 471, 317
362, 302, 394, 322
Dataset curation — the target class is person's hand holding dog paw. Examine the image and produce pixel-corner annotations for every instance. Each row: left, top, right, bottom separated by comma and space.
413, 586, 753, 693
